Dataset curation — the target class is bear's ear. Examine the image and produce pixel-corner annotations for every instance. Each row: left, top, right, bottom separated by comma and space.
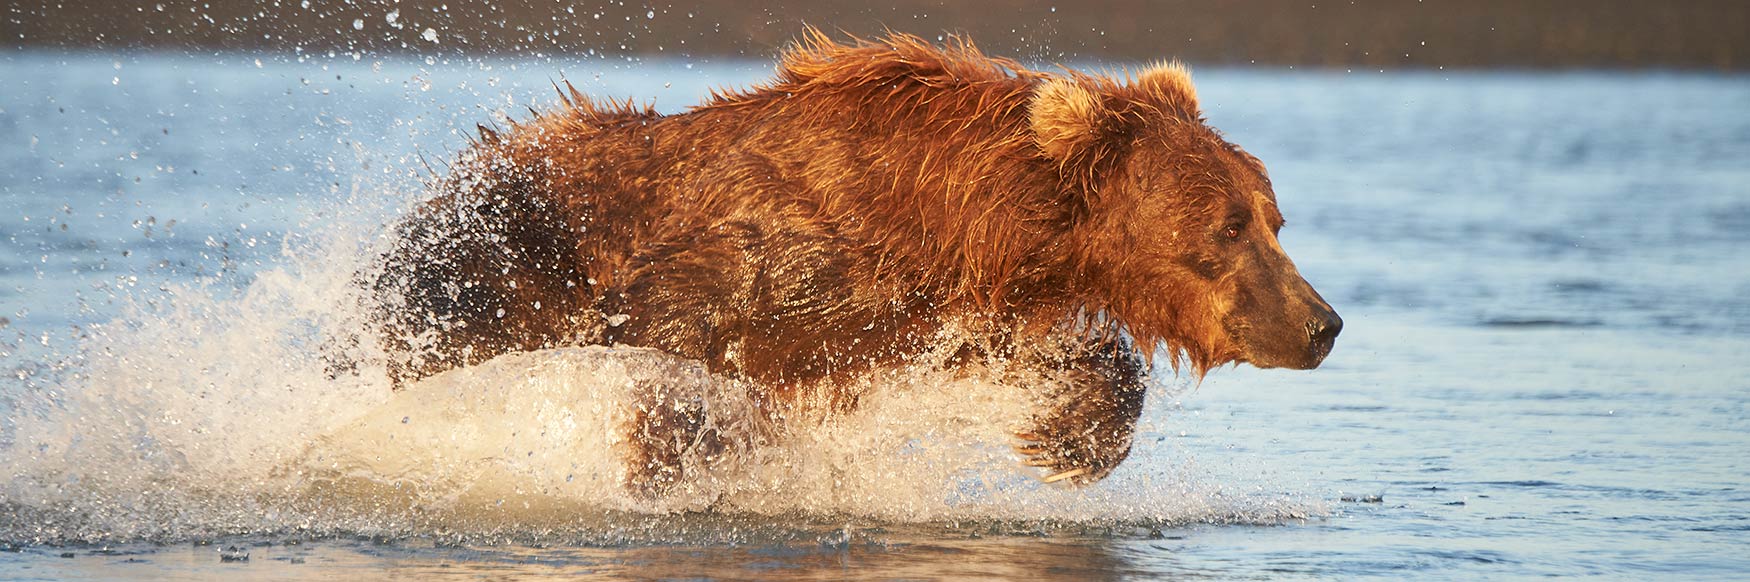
1131, 61, 1200, 121
1030, 78, 1117, 164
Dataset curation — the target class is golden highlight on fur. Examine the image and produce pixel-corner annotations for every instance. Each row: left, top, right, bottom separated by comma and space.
372, 29, 1339, 493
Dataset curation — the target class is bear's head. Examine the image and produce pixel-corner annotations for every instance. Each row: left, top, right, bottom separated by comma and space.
1031, 63, 1341, 374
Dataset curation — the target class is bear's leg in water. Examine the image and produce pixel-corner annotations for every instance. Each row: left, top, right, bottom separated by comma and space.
622, 377, 737, 497
606, 215, 935, 495
604, 220, 838, 495
1014, 337, 1148, 485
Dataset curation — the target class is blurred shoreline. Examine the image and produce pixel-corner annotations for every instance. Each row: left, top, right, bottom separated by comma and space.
3, 0, 1745, 70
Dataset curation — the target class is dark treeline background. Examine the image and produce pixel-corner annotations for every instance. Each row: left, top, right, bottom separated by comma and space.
4, 0, 1746, 69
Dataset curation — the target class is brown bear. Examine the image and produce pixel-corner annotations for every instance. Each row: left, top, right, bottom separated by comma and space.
370, 30, 1340, 494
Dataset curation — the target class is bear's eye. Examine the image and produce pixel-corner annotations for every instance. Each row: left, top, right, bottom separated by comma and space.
1223, 224, 1243, 240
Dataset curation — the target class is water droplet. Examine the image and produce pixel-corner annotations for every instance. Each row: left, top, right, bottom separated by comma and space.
352, 18, 364, 31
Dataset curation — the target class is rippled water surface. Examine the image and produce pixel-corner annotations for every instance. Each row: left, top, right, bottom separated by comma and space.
2, 53, 1747, 580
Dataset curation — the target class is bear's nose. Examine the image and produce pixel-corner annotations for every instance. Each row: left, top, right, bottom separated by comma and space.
1306, 311, 1342, 355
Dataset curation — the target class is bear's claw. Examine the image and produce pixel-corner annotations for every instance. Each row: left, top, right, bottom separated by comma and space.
1042, 467, 1088, 484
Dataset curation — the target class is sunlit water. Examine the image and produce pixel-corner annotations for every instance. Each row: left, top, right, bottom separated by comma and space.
2, 53, 1747, 580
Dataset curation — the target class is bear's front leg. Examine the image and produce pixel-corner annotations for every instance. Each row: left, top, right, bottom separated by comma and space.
621, 377, 735, 498
1014, 338, 1149, 485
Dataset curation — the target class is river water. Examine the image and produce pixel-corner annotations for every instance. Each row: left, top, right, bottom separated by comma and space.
1, 53, 1747, 580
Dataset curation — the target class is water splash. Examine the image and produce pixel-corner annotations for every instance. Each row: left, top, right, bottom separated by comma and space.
0, 184, 1319, 548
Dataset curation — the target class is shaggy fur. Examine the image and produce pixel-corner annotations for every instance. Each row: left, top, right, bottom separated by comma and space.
373, 29, 1340, 493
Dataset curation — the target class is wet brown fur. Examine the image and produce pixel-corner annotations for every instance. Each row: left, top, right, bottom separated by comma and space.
372, 30, 1337, 492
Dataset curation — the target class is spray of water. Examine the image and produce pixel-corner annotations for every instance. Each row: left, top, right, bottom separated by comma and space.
0, 161, 1321, 549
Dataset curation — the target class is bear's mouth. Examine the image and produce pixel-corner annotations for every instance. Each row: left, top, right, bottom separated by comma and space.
1306, 319, 1338, 366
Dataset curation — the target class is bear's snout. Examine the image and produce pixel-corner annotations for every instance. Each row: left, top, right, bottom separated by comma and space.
1223, 271, 1342, 371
